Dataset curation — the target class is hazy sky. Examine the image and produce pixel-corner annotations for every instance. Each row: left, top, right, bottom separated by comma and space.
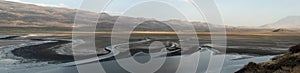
6, 0, 300, 26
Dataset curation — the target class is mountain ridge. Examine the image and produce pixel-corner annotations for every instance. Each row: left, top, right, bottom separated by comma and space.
262, 16, 300, 29
0, 0, 287, 32
0, 0, 230, 32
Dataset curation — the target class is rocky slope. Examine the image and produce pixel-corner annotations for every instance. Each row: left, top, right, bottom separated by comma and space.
236, 44, 300, 73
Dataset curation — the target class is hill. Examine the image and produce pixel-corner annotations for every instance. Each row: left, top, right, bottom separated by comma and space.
0, 0, 233, 32
236, 44, 300, 73
262, 16, 300, 30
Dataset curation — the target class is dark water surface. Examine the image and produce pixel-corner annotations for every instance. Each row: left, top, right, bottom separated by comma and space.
0, 34, 290, 73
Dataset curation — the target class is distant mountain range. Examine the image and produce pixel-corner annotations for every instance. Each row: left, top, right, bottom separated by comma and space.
0, 0, 298, 32
0, 0, 232, 32
262, 16, 300, 29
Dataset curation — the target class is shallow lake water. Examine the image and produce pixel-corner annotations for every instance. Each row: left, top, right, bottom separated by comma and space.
0, 35, 277, 73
